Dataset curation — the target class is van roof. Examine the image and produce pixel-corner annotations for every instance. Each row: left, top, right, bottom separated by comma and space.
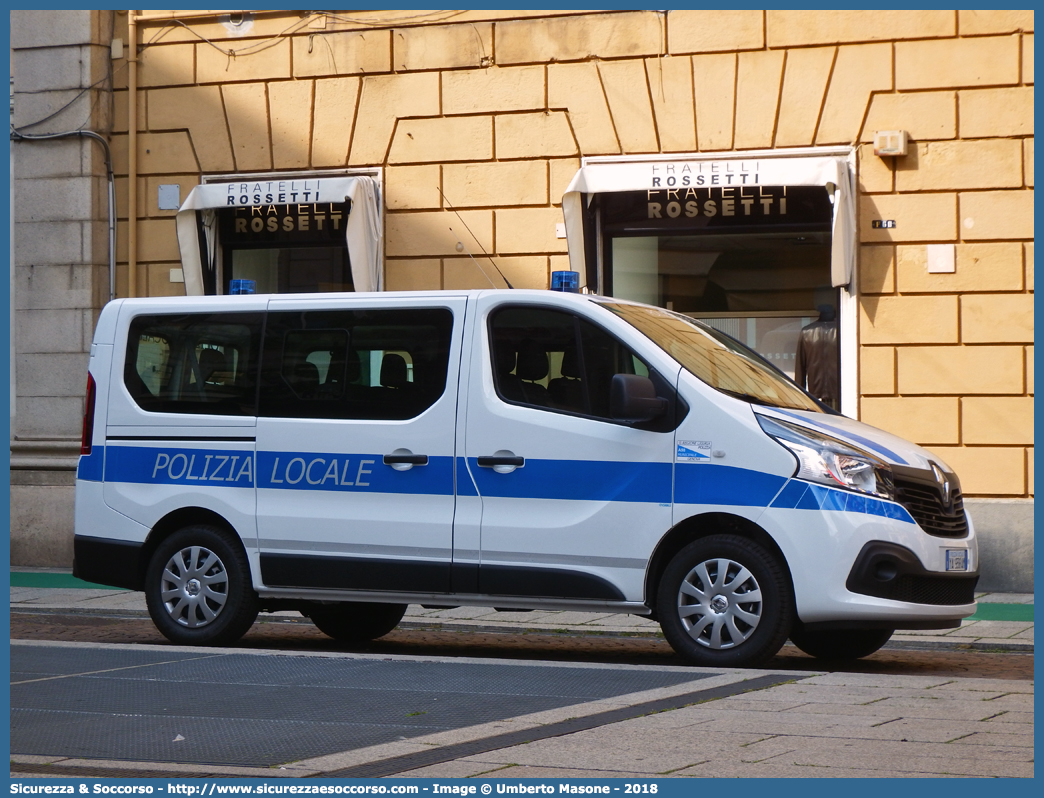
105, 288, 620, 310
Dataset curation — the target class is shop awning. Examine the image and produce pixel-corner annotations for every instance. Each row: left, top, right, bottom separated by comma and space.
175, 176, 382, 294
562, 154, 856, 288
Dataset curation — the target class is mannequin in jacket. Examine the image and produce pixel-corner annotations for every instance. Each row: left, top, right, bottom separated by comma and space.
795, 304, 839, 409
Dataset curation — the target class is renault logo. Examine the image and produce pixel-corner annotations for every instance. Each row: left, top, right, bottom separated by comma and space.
931, 463, 953, 510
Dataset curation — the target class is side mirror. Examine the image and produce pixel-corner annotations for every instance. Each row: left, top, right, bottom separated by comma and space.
610, 374, 668, 423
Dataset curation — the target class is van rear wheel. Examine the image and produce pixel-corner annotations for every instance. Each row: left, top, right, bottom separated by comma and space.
306, 602, 407, 642
657, 534, 792, 668
145, 525, 259, 646
789, 626, 893, 660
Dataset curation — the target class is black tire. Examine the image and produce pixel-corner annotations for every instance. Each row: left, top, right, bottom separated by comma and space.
657, 534, 792, 668
144, 524, 259, 646
790, 626, 894, 660
305, 602, 407, 642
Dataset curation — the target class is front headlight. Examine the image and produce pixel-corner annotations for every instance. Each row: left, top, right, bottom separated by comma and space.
757, 416, 894, 501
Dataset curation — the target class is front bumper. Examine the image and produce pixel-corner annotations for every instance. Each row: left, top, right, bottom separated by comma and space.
759, 486, 978, 625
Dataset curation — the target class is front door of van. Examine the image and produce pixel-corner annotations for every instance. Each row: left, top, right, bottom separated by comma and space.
254, 295, 467, 595
462, 298, 678, 605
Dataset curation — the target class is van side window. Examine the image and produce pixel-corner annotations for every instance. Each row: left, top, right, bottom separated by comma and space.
259, 307, 453, 420
124, 313, 264, 415
489, 306, 651, 421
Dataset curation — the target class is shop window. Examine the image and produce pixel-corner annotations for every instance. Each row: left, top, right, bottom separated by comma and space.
259, 308, 453, 420
219, 202, 353, 294
124, 313, 264, 416
598, 186, 838, 394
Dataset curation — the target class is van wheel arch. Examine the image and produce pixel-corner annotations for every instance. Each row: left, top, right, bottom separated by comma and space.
139, 508, 245, 590
645, 513, 794, 617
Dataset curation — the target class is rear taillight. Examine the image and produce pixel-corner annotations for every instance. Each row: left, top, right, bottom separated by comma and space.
81, 373, 96, 455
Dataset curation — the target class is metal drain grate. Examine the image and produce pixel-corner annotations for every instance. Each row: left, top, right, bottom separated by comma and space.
10, 674, 791, 780
12, 646, 712, 768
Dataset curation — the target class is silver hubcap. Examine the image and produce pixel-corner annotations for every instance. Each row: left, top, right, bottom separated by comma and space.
160, 546, 229, 628
677, 557, 763, 649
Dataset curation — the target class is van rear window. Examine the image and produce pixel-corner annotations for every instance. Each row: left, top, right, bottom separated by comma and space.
124, 313, 264, 416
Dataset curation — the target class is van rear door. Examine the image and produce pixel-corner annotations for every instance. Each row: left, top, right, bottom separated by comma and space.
254, 295, 467, 594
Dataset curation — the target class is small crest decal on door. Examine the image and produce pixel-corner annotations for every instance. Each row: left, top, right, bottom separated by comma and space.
677, 441, 712, 462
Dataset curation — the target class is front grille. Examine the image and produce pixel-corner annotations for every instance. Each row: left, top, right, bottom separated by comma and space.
894, 479, 968, 538
889, 574, 979, 605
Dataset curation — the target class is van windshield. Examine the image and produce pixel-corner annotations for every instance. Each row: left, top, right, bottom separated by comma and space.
598, 301, 823, 413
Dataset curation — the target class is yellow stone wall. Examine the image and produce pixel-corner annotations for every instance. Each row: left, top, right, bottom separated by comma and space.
112, 10, 1033, 497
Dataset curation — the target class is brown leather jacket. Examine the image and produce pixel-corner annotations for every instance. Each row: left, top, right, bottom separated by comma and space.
795, 320, 839, 407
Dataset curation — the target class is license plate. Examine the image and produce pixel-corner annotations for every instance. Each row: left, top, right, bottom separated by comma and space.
946, 549, 969, 572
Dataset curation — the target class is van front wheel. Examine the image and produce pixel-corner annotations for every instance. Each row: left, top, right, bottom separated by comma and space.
145, 525, 259, 646
306, 603, 407, 642
657, 535, 792, 668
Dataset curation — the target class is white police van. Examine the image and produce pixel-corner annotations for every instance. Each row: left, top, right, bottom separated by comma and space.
74, 290, 978, 666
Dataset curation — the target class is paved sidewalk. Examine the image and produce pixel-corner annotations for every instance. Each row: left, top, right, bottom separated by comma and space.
400, 670, 1034, 779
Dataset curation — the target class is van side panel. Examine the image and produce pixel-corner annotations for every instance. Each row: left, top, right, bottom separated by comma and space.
73, 482, 150, 589
464, 294, 679, 603
671, 370, 799, 529
254, 296, 467, 595
97, 300, 262, 584
450, 297, 482, 593
101, 440, 258, 536
74, 323, 149, 588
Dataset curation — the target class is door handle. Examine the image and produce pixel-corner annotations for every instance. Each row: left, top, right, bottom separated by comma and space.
477, 450, 525, 475
477, 456, 524, 467
383, 454, 429, 465
383, 450, 428, 471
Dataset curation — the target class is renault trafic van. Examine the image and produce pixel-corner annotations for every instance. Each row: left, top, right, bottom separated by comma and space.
74, 290, 978, 666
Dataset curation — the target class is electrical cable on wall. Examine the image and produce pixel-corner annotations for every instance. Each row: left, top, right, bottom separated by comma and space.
140, 9, 470, 60
11, 12, 119, 299
11, 9, 513, 303
14, 11, 118, 132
